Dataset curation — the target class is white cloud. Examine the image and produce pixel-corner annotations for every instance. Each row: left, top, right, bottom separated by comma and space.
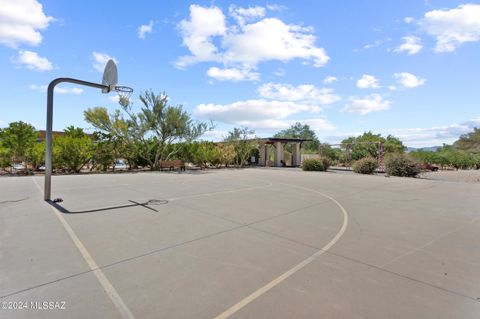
29, 84, 83, 94
108, 95, 120, 103
199, 129, 229, 141
266, 4, 287, 12
176, 5, 329, 78
195, 82, 339, 131
258, 83, 340, 105
16, 50, 52, 71
207, 66, 259, 81
388, 85, 397, 91
394, 72, 426, 88
138, 20, 153, 39
92, 52, 117, 72
176, 5, 227, 68
394, 36, 422, 55
302, 118, 336, 131
388, 118, 480, 147
323, 76, 338, 84
222, 18, 329, 67
341, 94, 391, 115
229, 5, 265, 25
196, 99, 317, 123
356, 74, 380, 89
363, 39, 381, 49
404, 17, 414, 24
0, 0, 53, 48
422, 4, 480, 52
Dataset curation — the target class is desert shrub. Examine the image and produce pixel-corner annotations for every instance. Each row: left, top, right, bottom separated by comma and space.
319, 157, 331, 170
301, 158, 326, 171
385, 153, 420, 177
352, 157, 378, 174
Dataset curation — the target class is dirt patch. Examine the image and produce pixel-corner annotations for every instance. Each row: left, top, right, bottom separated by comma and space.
420, 169, 480, 183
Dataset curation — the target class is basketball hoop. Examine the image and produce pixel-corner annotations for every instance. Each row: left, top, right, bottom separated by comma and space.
114, 85, 133, 105
44, 59, 134, 201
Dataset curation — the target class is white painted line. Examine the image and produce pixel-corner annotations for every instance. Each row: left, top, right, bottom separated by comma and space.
213, 183, 349, 319
31, 177, 135, 319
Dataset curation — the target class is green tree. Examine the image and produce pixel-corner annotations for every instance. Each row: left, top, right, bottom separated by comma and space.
120, 90, 210, 170
84, 107, 136, 169
274, 122, 319, 151
64, 125, 87, 138
0, 146, 10, 169
224, 127, 257, 167
90, 132, 116, 171
217, 143, 236, 167
54, 127, 93, 173
0, 121, 37, 165
319, 143, 336, 160
341, 131, 405, 161
384, 135, 406, 154
27, 141, 46, 169
186, 141, 221, 168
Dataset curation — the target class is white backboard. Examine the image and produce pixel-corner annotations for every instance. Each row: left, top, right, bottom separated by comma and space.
102, 59, 118, 93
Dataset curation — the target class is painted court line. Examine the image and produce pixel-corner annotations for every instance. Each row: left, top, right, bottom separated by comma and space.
213, 183, 349, 319
31, 177, 135, 319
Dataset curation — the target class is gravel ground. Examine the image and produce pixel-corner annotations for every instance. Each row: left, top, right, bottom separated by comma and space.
420, 169, 480, 183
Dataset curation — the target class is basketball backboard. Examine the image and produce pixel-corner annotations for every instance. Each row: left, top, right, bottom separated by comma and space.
102, 59, 118, 93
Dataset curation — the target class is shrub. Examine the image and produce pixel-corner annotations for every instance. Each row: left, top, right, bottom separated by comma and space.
320, 157, 331, 170
54, 135, 93, 173
385, 153, 420, 177
301, 158, 326, 171
352, 157, 378, 174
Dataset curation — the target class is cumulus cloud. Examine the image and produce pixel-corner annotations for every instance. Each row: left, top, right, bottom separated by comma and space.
207, 66, 259, 81
15, 50, 52, 71
356, 74, 380, 89
196, 99, 316, 123
176, 4, 329, 79
341, 94, 391, 115
302, 118, 336, 131
422, 4, 480, 52
394, 36, 422, 55
0, 0, 53, 48
195, 82, 338, 131
404, 17, 414, 24
394, 72, 426, 88
176, 5, 227, 68
388, 118, 480, 147
199, 129, 230, 141
138, 20, 153, 39
29, 84, 83, 94
92, 52, 117, 72
229, 5, 265, 25
258, 83, 340, 105
222, 18, 329, 67
323, 76, 338, 84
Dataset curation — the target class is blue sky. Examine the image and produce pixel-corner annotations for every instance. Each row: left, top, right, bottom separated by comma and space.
1, 0, 479, 147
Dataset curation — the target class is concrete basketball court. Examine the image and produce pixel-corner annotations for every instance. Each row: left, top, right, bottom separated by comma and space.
1, 168, 479, 318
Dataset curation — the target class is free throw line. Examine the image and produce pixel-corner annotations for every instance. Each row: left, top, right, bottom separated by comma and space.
31, 177, 135, 319
213, 183, 349, 319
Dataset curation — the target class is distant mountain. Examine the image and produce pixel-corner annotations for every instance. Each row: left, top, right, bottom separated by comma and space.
406, 146, 441, 153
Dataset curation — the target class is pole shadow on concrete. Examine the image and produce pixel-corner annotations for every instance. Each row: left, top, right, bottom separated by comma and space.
47, 199, 168, 214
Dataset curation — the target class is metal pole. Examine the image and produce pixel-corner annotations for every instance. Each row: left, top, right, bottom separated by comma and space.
44, 78, 109, 201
